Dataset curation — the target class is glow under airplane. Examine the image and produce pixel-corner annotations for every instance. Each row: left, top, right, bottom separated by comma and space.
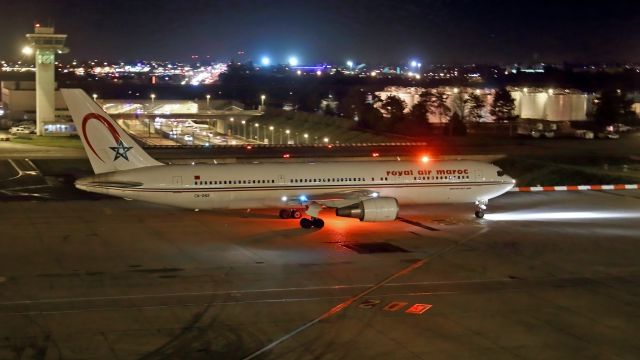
63, 89, 515, 229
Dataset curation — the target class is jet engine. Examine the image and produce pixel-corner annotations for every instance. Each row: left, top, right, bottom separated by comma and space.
335, 197, 399, 222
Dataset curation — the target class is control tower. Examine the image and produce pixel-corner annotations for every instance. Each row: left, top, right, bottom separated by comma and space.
25, 25, 68, 136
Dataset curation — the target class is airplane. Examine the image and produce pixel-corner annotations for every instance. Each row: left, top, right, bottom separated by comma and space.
62, 88, 516, 229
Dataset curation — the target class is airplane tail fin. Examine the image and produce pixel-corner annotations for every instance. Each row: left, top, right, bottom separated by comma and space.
61, 89, 163, 174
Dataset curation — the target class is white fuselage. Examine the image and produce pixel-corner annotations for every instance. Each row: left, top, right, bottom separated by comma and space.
75, 160, 515, 210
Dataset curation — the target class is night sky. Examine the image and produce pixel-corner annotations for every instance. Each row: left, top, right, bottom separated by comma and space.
1, 0, 639, 64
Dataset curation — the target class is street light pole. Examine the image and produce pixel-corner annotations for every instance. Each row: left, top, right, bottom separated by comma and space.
285, 129, 290, 144
303, 133, 308, 144
260, 94, 266, 110
229, 117, 234, 136
254, 123, 260, 141
269, 126, 274, 144
206, 94, 211, 109
242, 120, 246, 138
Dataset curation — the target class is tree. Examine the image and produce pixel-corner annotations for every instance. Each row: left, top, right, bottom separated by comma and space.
491, 87, 517, 136
338, 87, 366, 120
421, 90, 451, 125
450, 93, 471, 136
409, 100, 429, 125
593, 90, 636, 130
381, 95, 406, 124
449, 112, 467, 136
358, 103, 384, 130
467, 92, 486, 123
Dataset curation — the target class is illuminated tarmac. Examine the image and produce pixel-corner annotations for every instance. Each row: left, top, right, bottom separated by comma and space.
1, 176, 639, 358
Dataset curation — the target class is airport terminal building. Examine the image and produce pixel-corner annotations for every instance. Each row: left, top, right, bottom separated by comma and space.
1, 81, 259, 136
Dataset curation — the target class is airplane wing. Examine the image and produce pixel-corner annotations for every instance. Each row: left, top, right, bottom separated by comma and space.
285, 189, 380, 208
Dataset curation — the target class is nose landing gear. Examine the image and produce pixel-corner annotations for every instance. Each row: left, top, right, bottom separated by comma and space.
474, 200, 487, 219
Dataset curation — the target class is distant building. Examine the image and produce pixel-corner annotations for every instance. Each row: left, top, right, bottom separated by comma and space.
1, 81, 259, 135
510, 88, 590, 121
320, 96, 338, 114
375, 86, 590, 123
1, 81, 73, 135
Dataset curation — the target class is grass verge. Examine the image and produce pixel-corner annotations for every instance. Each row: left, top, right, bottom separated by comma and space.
496, 156, 640, 186
11, 136, 83, 149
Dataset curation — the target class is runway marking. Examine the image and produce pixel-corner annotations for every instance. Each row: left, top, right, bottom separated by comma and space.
0, 282, 456, 306
383, 301, 407, 311
0, 276, 550, 307
2, 160, 23, 181
358, 299, 381, 309
405, 303, 432, 315
242, 228, 488, 360
0, 291, 458, 316
397, 217, 440, 231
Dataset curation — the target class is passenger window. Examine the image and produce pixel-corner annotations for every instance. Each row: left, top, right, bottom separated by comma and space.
497, 170, 505, 177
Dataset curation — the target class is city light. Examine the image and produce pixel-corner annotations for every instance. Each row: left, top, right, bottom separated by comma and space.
261, 56, 270, 66
296, 70, 302, 75
346, 60, 353, 68
21, 46, 33, 55
288, 56, 299, 66
411, 60, 418, 67
316, 70, 322, 76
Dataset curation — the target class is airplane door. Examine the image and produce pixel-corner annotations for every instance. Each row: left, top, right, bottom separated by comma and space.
172, 176, 182, 186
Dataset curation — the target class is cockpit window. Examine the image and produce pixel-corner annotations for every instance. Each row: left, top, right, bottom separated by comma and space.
497, 170, 505, 177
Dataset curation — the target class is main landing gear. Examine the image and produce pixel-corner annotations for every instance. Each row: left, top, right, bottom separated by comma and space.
474, 200, 488, 219
278, 206, 325, 229
279, 208, 303, 219
299, 217, 324, 229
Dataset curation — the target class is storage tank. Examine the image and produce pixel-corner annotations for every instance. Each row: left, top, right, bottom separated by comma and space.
545, 94, 571, 121
520, 92, 547, 119
545, 93, 587, 121
569, 94, 587, 120
509, 90, 522, 115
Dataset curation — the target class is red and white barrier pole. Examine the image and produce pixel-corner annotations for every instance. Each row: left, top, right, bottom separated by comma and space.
511, 184, 639, 192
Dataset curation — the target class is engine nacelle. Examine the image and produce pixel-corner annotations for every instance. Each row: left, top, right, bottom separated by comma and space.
335, 197, 399, 222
